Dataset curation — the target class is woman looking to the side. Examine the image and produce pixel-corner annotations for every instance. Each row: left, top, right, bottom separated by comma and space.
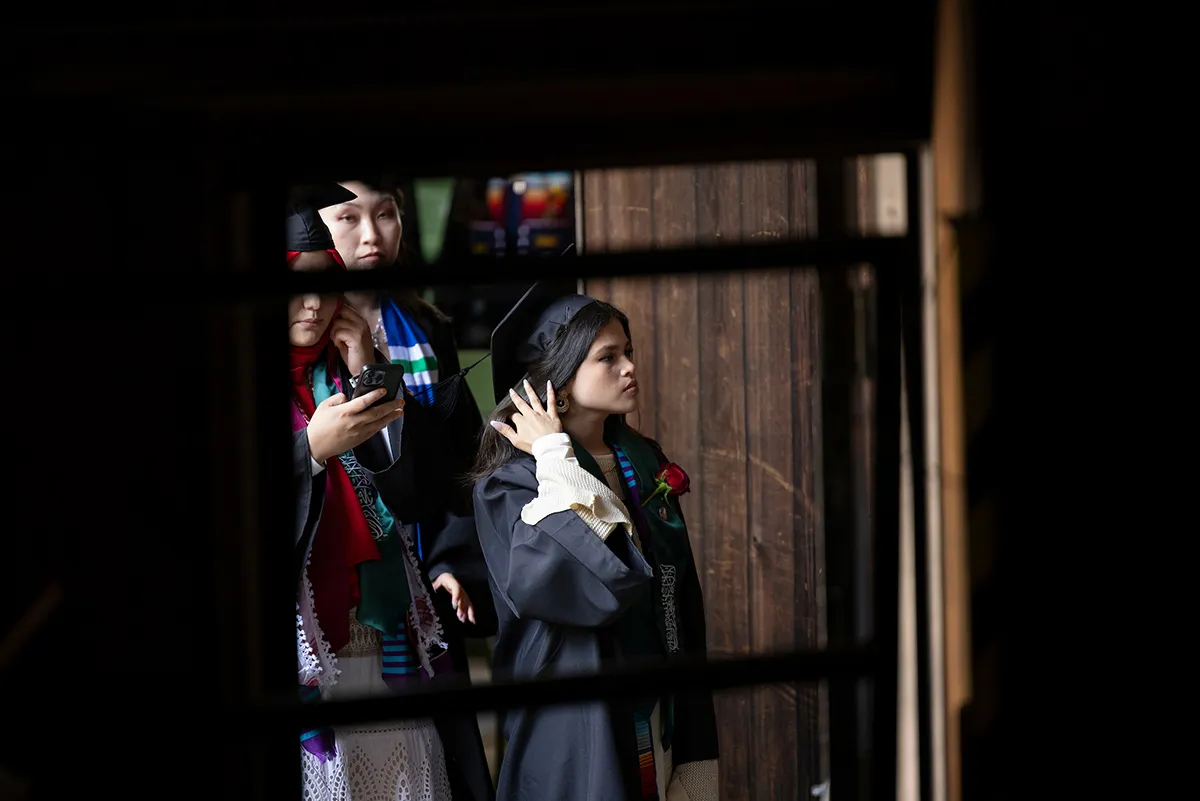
471, 284, 720, 801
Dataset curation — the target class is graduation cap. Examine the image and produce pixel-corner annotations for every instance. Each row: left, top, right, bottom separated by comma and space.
489, 282, 599, 404
285, 183, 358, 252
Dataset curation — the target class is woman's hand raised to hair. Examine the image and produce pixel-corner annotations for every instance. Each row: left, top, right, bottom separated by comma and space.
490, 380, 564, 455
307, 388, 405, 465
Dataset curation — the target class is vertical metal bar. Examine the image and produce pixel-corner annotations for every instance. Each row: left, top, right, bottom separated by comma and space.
793, 159, 828, 801
871, 254, 902, 801
921, 143, 949, 801
851, 257, 878, 800
240, 175, 302, 800
902, 148, 937, 801
815, 157, 864, 801
574, 169, 588, 295
212, 186, 261, 801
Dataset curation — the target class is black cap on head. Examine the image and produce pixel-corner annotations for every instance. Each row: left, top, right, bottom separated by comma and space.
489, 282, 599, 404
285, 183, 358, 252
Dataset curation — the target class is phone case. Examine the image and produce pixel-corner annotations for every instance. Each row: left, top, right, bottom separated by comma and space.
351, 363, 406, 407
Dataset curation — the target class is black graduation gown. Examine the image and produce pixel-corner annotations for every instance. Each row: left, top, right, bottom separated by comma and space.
380, 302, 495, 669
386, 296, 485, 499
473, 453, 718, 801
293, 356, 496, 801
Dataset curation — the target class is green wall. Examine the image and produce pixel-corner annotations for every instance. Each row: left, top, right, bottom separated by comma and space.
459, 348, 495, 421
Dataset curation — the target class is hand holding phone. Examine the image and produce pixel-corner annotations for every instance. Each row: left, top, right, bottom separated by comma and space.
307, 385, 405, 464
351, 363, 407, 408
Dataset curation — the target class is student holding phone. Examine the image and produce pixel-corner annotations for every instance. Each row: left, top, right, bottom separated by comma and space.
289, 185, 495, 801
318, 179, 485, 489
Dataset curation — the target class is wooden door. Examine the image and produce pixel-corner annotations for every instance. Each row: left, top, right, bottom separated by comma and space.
581, 162, 827, 801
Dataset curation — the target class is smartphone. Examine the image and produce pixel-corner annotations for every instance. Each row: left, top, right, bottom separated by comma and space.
350, 363, 406, 408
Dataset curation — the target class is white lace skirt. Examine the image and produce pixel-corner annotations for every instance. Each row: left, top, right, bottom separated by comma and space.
301, 633, 452, 801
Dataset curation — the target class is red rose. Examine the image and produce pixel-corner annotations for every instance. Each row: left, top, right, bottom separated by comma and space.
659, 463, 690, 496
642, 461, 691, 508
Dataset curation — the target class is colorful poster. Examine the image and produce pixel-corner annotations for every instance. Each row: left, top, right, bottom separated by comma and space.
471, 172, 576, 259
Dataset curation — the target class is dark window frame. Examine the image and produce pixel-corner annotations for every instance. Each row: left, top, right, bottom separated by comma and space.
221, 149, 933, 801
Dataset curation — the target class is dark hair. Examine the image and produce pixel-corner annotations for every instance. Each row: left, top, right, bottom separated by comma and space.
468, 300, 631, 483
342, 177, 450, 325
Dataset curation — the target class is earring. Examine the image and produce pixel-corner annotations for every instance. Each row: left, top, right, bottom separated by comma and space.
555, 393, 571, 414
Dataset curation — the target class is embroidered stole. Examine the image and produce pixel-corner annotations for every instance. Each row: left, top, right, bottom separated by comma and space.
576, 426, 695, 801
380, 296, 438, 403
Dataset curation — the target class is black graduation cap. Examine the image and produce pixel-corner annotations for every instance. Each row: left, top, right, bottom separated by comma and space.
489, 282, 599, 404
285, 183, 358, 252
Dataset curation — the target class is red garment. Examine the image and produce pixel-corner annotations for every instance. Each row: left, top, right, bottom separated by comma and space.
289, 248, 380, 652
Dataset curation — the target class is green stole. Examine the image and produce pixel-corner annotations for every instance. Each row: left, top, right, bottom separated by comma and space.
571, 421, 695, 751
312, 361, 412, 635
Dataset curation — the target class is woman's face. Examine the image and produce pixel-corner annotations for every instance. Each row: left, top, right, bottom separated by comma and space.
318, 181, 403, 271
288, 251, 339, 347
565, 318, 640, 415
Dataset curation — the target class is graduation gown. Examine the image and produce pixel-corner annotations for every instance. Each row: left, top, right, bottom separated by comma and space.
392, 299, 485, 499
371, 299, 493, 666
473, 450, 719, 801
294, 355, 496, 801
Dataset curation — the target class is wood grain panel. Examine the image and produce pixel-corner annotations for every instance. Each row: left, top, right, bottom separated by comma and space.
581, 169, 608, 255
650, 165, 702, 564
793, 267, 827, 791
696, 162, 752, 801
742, 162, 798, 801
580, 170, 612, 304
604, 169, 657, 437
577, 159, 831, 801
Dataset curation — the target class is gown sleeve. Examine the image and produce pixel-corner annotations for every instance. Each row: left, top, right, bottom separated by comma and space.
521, 433, 635, 540
350, 387, 499, 637
293, 428, 327, 589
473, 454, 653, 628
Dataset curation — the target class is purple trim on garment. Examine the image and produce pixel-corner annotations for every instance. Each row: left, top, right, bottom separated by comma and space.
301, 729, 337, 763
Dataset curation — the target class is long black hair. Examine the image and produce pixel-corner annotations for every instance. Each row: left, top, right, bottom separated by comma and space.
468, 299, 631, 483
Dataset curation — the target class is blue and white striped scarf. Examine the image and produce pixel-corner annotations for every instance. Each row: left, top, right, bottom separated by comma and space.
380, 296, 438, 405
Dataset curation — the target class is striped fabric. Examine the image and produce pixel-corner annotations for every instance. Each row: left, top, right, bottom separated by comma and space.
381, 625, 421, 683
614, 444, 659, 800
615, 447, 637, 486
613, 446, 645, 552
380, 296, 439, 404
634, 710, 660, 800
